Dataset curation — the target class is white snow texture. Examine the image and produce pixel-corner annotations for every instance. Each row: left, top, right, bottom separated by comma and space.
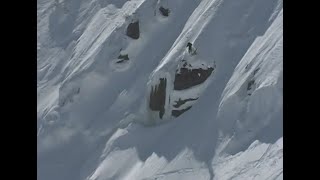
37, 0, 283, 179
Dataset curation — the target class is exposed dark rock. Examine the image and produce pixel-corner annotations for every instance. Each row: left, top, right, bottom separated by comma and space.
173, 97, 198, 108
116, 59, 125, 64
247, 79, 255, 91
174, 66, 214, 90
149, 78, 167, 119
126, 21, 140, 39
159, 6, 170, 17
118, 54, 129, 60
247, 79, 255, 95
116, 54, 129, 63
172, 106, 192, 117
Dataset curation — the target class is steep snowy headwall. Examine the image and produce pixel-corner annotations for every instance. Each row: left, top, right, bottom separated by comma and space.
217, 9, 283, 155
37, 0, 283, 179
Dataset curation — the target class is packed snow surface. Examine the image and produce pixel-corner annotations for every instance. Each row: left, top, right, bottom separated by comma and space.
37, 0, 283, 179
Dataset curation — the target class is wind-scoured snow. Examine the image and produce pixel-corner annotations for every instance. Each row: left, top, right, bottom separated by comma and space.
37, 0, 283, 180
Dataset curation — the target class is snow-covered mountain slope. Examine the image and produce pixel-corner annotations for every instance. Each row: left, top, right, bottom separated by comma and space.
37, 0, 283, 180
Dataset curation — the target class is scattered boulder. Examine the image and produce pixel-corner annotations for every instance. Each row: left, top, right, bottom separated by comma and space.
149, 78, 167, 119
172, 106, 192, 117
126, 21, 140, 39
116, 54, 129, 63
174, 66, 214, 90
118, 54, 129, 60
159, 6, 170, 17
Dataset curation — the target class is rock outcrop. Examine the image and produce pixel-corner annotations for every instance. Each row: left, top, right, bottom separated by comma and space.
149, 78, 167, 119
173, 97, 198, 108
174, 65, 214, 90
159, 6, 170, 17
116, 54, 129, 63
149, 60, 215, 120
126, 21, 140, 39
172, 106, 192, 117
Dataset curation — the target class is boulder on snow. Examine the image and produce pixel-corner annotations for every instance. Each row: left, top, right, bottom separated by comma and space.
159, 6, 170, 17
172, 106, 192, 117
116, 54, 129, 63
174, 65, 214, 90
126, 21, 140, 39
149, 78, 167, 119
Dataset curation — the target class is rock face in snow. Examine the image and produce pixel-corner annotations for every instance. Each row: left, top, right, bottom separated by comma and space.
149, 78, 167, 119
173, 97, 198, 108
116, 54, 129, 63
174, 62, 214, 90
217, 7, 283, 156
147, 59, 215, 120
172, 106, 192, 117
126, 21, 140, 39
159, 6, 170, 17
